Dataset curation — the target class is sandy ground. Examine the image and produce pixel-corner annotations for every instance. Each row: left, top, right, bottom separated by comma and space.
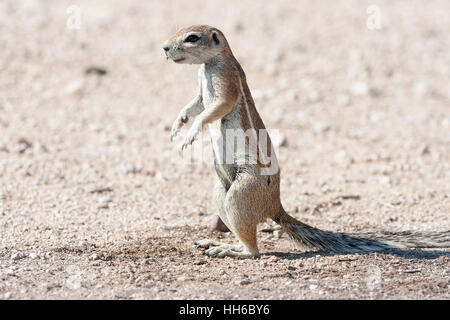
0, 0, 449, 299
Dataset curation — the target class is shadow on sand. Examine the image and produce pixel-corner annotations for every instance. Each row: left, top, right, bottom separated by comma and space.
263, 248, 450, 260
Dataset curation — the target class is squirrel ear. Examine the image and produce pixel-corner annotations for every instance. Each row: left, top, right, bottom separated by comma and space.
212, 32, 220, 45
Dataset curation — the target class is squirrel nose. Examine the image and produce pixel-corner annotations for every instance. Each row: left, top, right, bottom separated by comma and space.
163, 40, 170, 52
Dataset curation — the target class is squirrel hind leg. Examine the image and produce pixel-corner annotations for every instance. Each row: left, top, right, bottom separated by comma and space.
222, 172, 279, 258
213, 179, 233, 232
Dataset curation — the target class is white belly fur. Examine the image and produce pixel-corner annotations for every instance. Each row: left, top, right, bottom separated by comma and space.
201, 65, 258, 167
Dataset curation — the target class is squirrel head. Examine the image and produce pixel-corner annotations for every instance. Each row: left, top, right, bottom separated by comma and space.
163, 25, 230, 64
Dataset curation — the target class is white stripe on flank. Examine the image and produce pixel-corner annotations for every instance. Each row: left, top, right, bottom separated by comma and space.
239, 79, 256, 132
238, 79, 269, 166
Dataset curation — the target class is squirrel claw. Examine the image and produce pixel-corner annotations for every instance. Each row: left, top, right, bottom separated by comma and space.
170, 130, 179, 142
181, 133, 196, 150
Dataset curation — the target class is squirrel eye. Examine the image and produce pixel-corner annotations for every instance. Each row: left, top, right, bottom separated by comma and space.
184, 35, 200, 43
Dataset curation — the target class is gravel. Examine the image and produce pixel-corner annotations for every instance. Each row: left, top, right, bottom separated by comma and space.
0, 0, 448, 300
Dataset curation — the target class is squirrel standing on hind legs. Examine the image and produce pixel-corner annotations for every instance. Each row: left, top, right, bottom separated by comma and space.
163, 25, 450, 258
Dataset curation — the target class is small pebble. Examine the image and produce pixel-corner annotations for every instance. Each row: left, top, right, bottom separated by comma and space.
334, 150, 354, 165
29, 253, 40, 260
85, 66, 107, 76
419, 144, 430, 155
414, 81, 430, 97
11, 252, 26, 261
235, 280, 251, 286
271, 132, 287, 147
89, 253, 100, 261
351, 81, 369, 96
17, 138, 32, 154
156, 172, 167, 181
314, 121, 330, 133
64, 79, 84, 95
379, 176, 391, 184
124, 164, 139, 174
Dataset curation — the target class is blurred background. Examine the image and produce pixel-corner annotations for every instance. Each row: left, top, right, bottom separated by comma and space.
0, 0, 449, 296
1, 0, 449, 234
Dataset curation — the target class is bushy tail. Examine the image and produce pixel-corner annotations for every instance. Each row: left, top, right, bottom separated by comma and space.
273, 208, 450, 254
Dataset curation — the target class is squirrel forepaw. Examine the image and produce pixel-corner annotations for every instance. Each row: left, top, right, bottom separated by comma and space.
170, 113, 188, 142
170, 128, 179, 142
181, 120, 202, 150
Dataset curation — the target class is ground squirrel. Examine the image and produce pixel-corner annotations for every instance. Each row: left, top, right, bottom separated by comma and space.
163, 25, 450, 258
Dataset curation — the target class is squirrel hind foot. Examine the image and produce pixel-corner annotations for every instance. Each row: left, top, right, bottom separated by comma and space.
205, 246, 258, 259
195, 239, 259, 258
